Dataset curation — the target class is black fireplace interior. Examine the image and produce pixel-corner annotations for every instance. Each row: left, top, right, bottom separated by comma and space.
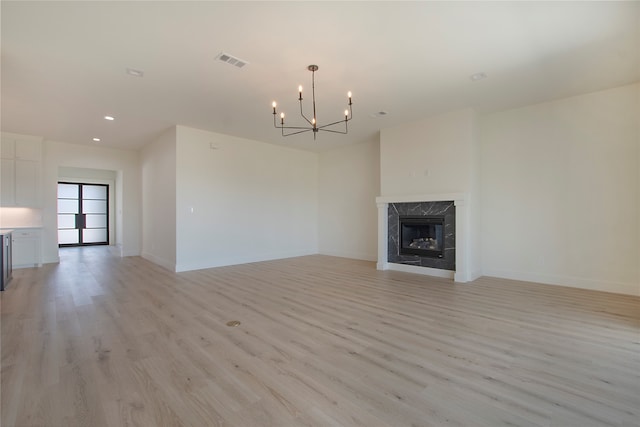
400, 216, 444, 258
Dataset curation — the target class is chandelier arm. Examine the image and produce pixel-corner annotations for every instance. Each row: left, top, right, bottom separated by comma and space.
274, 117, 350, 132
299, 100, 315, 126
318, 128, 348, 135
281, 129, 313, 137
313, 104, 353, 130
316, 118, 350, 130
274, 114, 314, 131
277, 126, 316, 130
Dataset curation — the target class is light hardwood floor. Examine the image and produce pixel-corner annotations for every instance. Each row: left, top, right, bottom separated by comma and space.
1, 247, 639, 427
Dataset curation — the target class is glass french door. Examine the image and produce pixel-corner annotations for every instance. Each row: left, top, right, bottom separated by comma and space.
58, 182, 109, 246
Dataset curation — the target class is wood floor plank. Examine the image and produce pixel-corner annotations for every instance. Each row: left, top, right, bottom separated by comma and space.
2, 248, 639, 426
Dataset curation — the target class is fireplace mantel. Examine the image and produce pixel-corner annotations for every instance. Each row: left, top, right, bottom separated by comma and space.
376, 193, 471, 282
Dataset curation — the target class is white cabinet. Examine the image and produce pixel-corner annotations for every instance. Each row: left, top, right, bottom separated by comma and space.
11, 228, 42, 269
15, 139, 41, 161
0, 137, 42, 207
1, 158, 15, 206
0, 139, 15, 158
15, 160, 40, 206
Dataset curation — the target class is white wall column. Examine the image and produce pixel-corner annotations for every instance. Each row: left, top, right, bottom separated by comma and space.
453, 198, 468, 282
376, 202, 389, 270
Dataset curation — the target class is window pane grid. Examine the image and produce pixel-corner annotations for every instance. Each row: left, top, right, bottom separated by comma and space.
58, 183, 78, 199
58, 214, 76, 229
57, 182, 109, 246
58, 229, 79, 245
85, 214, 107, 229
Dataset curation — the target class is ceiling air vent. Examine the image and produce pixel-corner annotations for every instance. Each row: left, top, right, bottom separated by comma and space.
216, 52, 249, 69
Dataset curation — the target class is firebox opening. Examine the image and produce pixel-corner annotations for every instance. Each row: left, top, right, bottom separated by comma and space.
399, 216, 444, 258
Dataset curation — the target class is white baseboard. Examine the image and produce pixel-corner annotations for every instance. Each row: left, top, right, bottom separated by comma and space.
469, 269, 483, 282
12, 263, 42, 269
318, 249, 377, 262
482, 268, 640, 296
141, 252, 176, 272
42, 255, 60, 264
387, 262, 455, 280
175, 249, 318, 273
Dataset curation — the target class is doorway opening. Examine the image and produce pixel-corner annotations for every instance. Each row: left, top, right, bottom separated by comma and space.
57, 182, 109, 247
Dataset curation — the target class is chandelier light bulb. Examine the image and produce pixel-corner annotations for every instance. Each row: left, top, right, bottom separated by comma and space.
348, 91, 352, 98
298, 85, 303, 93
280, 112, 285, 119
345, 110, 349, 117
272, 101, 277, 108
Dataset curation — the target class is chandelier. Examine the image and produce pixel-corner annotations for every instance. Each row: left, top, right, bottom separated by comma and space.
272, 65, 352, 140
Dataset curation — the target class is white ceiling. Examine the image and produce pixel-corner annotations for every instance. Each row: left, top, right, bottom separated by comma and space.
2, 1, 639, 152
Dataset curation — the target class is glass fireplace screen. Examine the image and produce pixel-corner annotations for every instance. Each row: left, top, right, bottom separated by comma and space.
399, 216, 444, 258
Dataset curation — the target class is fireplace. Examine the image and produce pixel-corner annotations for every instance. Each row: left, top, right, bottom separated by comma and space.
376, 193, 470, 282
399, 216, 444, 258
386, 200, 455, 271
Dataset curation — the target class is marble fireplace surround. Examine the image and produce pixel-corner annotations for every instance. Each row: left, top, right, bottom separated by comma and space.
376, 193, 470, 282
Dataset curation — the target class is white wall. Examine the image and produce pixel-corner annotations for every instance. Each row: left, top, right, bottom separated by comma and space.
318, 136, 380, 261
174, 126, 318, 272
480, 83, 639, 295
140, 127, 177, 270
42, 140, 141, 263
59, 166, 117, 181
380, 108, 477, 197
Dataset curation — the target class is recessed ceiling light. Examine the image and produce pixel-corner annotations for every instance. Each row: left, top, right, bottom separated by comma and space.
104, 115, 115, 121
470, 72, 487, 82
92, 138, 101, 142
126, 68, 144, 77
